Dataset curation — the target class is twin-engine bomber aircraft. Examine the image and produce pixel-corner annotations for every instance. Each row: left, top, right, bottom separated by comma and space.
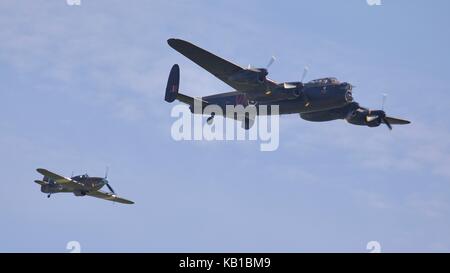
34, 168, 134, 204
165, 38, 410, 129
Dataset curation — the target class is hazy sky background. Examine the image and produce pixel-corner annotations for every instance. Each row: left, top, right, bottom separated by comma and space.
1, 0, 449, 252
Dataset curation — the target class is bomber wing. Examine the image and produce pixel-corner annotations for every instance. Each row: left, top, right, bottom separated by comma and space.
168, 38, 243, 89
167, 38, 279, 96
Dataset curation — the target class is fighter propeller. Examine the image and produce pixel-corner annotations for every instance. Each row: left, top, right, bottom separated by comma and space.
103, 167, 116, 194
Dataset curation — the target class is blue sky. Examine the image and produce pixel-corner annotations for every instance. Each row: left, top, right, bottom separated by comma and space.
1, 0, 449, 252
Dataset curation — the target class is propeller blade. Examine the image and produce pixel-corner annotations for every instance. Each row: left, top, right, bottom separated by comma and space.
106, 183, 115, 194
266, 56, 276, 69
382, 117, 393, 130
381, 93, 388, 111
301, 65, 309, 82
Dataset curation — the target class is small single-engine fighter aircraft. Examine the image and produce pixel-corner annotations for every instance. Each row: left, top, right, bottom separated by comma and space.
34, 168, 134, 204
165, 38, 410, 130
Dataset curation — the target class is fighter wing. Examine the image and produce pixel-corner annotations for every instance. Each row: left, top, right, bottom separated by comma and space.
36, 168, 83, 189
87, 190, 134, 204
384, 116, 411, 125
168, 38, 244, 90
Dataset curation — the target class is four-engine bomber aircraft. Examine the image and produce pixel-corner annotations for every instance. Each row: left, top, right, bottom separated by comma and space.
165, 38, 410, 129
34, 168, 134, 204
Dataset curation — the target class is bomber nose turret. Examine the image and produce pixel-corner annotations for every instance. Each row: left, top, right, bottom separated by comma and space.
340, 82, 353, 102
345, 90, 353, 102
340, 82, 353, 91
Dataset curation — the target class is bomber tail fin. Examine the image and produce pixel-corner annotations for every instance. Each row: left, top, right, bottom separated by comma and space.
165, 64, 180, 103
164, 64, 209, 110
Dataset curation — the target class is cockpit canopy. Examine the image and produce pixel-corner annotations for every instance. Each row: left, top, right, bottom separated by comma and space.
72, 174, 89, 180
307, 77, 340, 86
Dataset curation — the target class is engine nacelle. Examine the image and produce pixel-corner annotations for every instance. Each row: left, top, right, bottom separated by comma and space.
366, 118, 381, 127
277, 82, 303, 100
229, 68, 267, 84
346, 109, 382, 127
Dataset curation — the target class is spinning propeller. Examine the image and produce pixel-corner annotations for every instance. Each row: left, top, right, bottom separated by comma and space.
266, 56, 276, 69
247, 56, 276, 71
365, 93, 392, 130
103, 167, 116, 194
301, 65, 309, 82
